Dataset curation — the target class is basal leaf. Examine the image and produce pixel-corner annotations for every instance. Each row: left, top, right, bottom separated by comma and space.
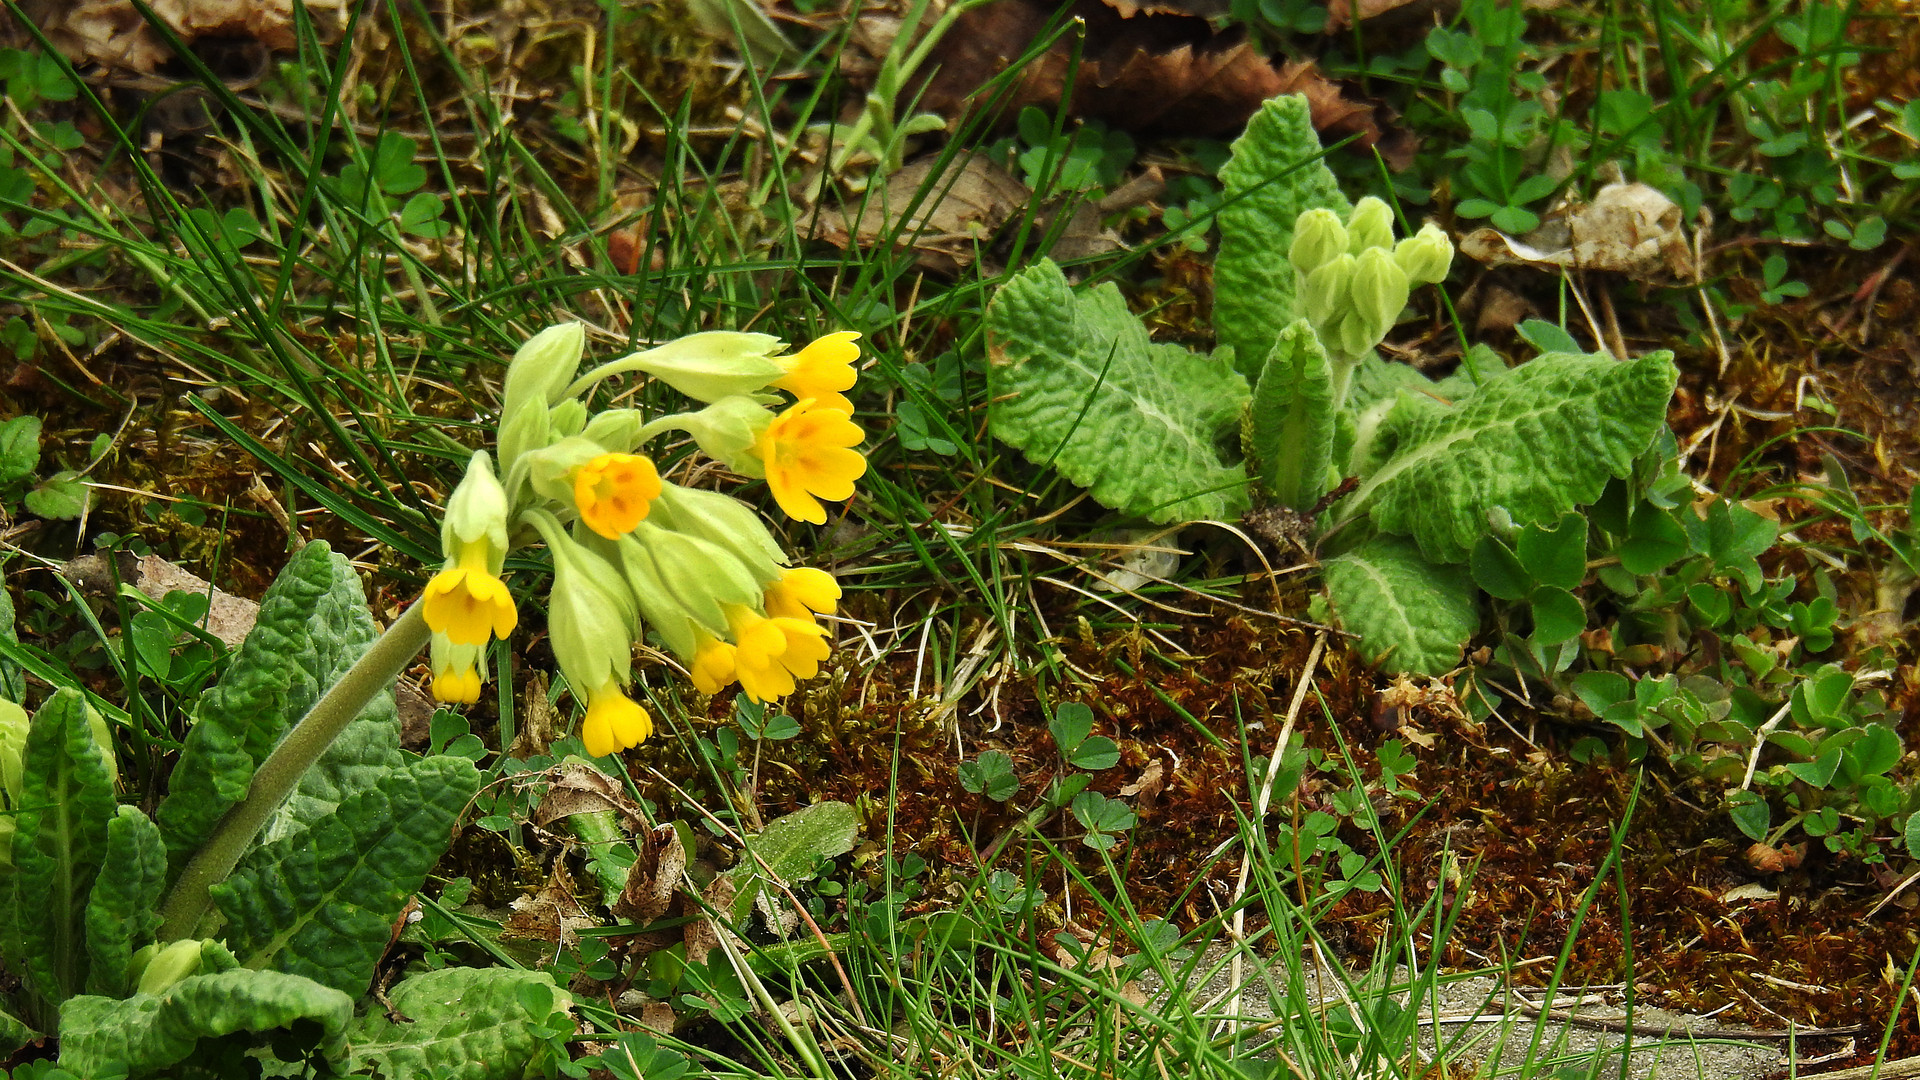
1244, 319, 1335, 511
723, 801, 859, 927
1338, 352, 1678, 564
58, 969, 352, 1078
155, 542, 401, 870
0, 585, 24, 703
1214, 94, 1351, 378
0, 1004, 34, 1057
986, 259, 1250, 522
212, 756, 479, 996
84, 805, 167, 997
10, 688, 116, 1017
1324, 533, 1479, 675
347, 967, 572, 1080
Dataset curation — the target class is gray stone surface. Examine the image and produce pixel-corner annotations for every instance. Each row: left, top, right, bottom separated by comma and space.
1136, 944, 1803, 1079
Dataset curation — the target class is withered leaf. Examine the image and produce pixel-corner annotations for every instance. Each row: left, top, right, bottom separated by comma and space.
918, 0, 1415, 163
35, 0, 345, 75
683, 875, 738, 967
1459, 182, 1695, 282
612, 823, 687, 925
501, 859, 598, 946
810, 152, 1031, 276
531, 761, 643, 830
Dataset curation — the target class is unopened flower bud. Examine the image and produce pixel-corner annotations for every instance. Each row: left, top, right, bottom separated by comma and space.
1288, 208, 1348, 277
501, 323, 585, 425
549, 399, 588, 440
581, 409, 647, 455
134, 939, 204, 996
1349, 247, 1411, 346
1334, 311, 1375, 359
442, 452, 510, 567
1301, 252, 1355, 329
1346, 196, 1396, 254
1394, 222, 1454, 285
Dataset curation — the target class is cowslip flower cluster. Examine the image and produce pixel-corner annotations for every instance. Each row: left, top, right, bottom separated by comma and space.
1289, 196, 1453, 361
421, 323, 867, 758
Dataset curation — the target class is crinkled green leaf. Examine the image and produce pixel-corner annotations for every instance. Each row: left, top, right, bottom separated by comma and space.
58, 968, 351, 1078
213, 756, 479, 995
1244, 319, 1335, 511
0, 1003, 35, 1057
0, 414, 39, 485
1337, 352, 1678, 564
1324, 533, 1479, 675
155, 542, 402, 870
987, 259, 1250, 523
347, 967, 572, 1080
723, 801, 859, 927
84, 805, 167, 997
10, 688, 115, 1014
1214, 95, 1351, 378
0, 584, 23, 702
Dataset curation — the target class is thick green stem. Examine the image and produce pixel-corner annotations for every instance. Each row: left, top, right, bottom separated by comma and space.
158, 602, 431, 941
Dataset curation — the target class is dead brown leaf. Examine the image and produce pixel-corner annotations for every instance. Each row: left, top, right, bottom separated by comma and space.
811, 151, 1125, 274
1119, 758, 1166, 802
1324, 0, 1434, 30
34, 0, 347, 75
683, 875, 738, 967
531, 762, 644, 830
918, 0, 1414, 162
1459, 182, 1696, 282
501, 859, 599, 946
612, 823, 687, 925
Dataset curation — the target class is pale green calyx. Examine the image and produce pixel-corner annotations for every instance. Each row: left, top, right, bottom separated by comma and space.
532, 514, 637, 694
501, 323, 586, 425
0, 698, 24, 807
1394, 223, 1453, 285
651, 482, 788, 585
442, 451, 510, 561
134, 939, 205, 996
1349, 247, 1411, 344
1288, 208, 1347, 277
626, 523, 762, 634
580, 408, 649, 454
571, 331, 786, 404
1301, 252, 1356, 329
648, 396, 775, 472
549, 399, 588, 439
496, 398, 551, 481
1345, 196, 1396, 254
614, 538, 701, 662
523, 436, 612, 507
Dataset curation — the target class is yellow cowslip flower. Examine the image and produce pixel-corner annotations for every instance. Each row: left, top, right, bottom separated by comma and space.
423, 537, 517, 648
429, 632, 485, 705
580, 680, 653, 757
772, 332, 859, 414
726, 605, 829, 703
750, 398, 867, 525
573, 452, 662, 539
689, 631, 738, 695
762, 567, 839, 622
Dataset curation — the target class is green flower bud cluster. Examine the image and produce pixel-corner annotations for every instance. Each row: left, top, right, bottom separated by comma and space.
423, 322, 868, 756
1289, 197, 1454, 360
